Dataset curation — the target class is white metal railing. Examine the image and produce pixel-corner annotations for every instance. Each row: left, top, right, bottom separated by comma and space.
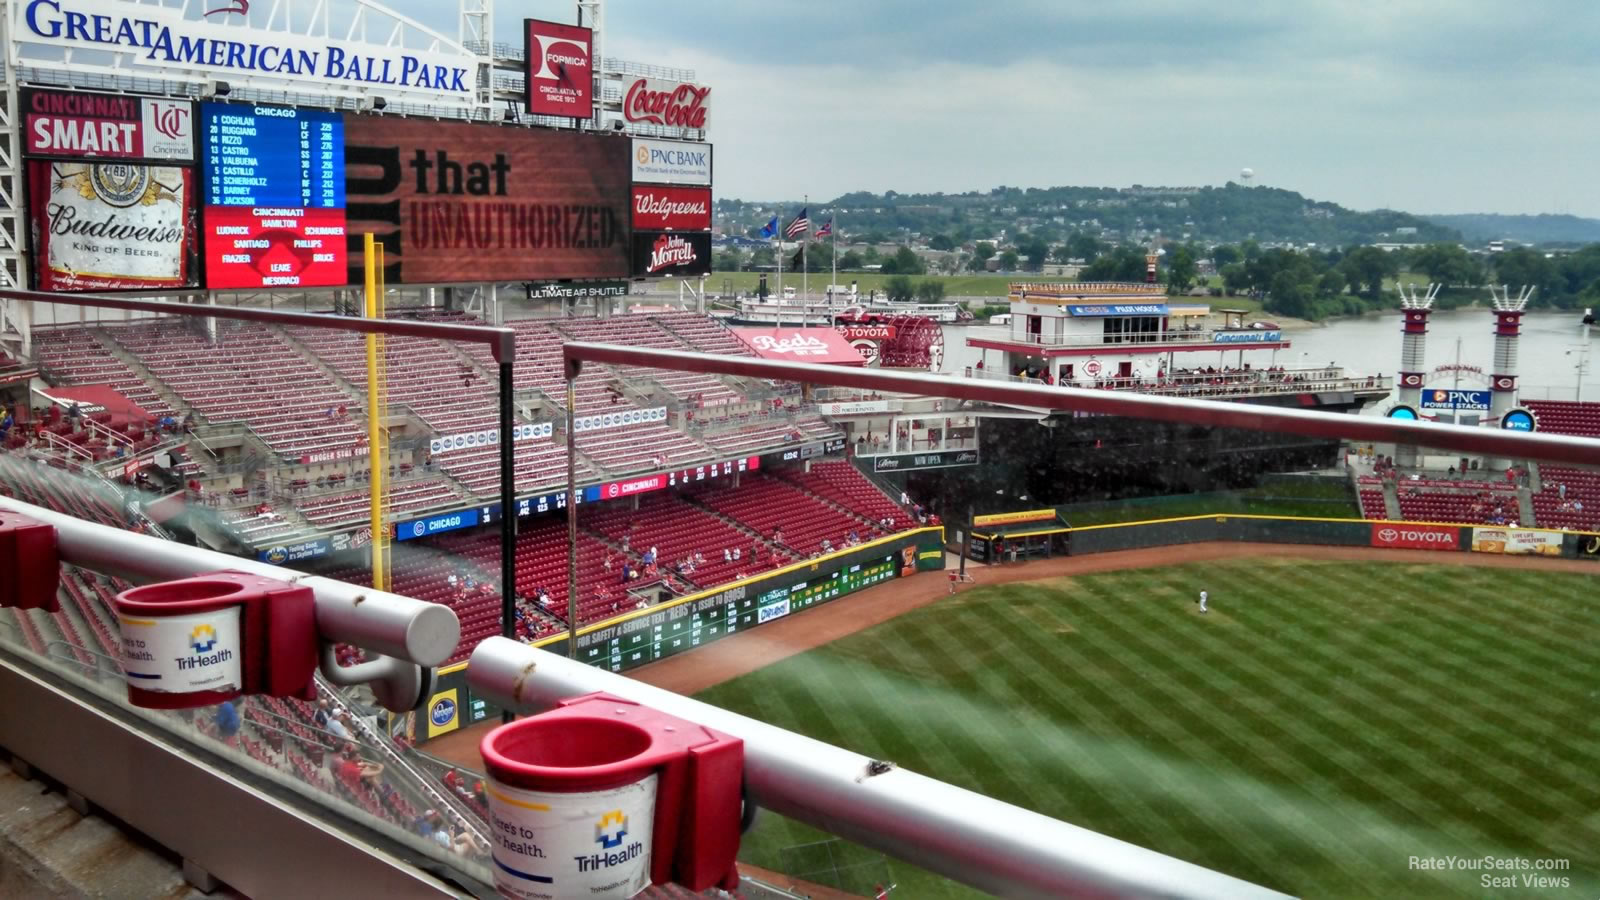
966, 366, 1393, 399
468, 639, 1287, 900
0, 498, 456, 706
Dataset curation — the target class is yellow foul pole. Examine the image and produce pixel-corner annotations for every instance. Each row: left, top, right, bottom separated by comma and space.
364, 234, 387, 592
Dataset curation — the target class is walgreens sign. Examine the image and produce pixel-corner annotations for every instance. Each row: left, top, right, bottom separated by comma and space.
1370, 523, 1460, 551
631, 186, 711, 230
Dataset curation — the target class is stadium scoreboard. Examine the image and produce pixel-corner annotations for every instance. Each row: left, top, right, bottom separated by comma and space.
200, 102, 347, 289
578, 557, 900, 671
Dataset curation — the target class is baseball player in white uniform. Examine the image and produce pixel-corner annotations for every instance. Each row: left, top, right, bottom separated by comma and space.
1198, 590, 1208, 613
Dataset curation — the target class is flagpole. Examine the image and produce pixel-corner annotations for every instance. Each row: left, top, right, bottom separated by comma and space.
802, 194, 809, 307
775, 224, 782, 326
831, 216, 838, 303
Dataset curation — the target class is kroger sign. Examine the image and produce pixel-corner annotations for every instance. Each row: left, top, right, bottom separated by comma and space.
1421, 388, 1490, 411
20, 0, 476, 100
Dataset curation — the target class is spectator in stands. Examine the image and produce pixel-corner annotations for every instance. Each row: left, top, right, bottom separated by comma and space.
821, 537, 833, 553
415, 809, 440, 839
0, 410, 11, 440
326, 709, 352, 742
732, 547, 740, 561
723, 548, 732, 562
313, 699, 333, 730
1560, 482, 1567, 501
213, 698, 242, 745
337, 746, 385, 791
67, 402, 83, 432
451, 824, 488, 857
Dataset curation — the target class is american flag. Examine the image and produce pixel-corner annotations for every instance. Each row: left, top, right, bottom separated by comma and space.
815, 218, 833, 239
785, 207, 810, 239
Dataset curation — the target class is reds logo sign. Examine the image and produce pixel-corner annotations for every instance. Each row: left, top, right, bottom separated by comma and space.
624, 78, 710, 130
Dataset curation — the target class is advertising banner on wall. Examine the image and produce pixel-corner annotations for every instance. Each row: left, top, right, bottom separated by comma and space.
1369, 523, 1460, 551
344, 115, 631, 284
622, 78, 710, 130
632, 231, 712, 278
28, 160, 197, 292
872, 449, 979, 473
201, 103, 347, 289
630, 185, 712, 230
1469, 527, 1563, 556
523, 19, 593, 116
816, 400, 895, 416
525, 280, 628, 301
630, 138, 711, 185
23, 88, 194, 161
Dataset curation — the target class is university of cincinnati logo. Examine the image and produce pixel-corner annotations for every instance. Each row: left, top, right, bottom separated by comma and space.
190, 624, 218, 653
594, 810, 628, 849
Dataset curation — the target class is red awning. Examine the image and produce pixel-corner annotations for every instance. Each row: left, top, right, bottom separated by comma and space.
733, 328, 866, 366
34, 385, 151, 426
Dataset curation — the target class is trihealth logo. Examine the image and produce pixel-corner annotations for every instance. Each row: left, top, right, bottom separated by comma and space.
190, 624, 218, 653
594, 810, 628, 849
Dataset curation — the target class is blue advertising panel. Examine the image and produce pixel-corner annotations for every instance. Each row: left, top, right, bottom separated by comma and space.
395, 508, 481, 541
1501, 409, 1536, 431
1065, 303, 1168, 317
1421, 388, 1490, 411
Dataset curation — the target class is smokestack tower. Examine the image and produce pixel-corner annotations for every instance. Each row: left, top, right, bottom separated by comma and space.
1395, 283, 1438, 467
1487, 285, 1533, 469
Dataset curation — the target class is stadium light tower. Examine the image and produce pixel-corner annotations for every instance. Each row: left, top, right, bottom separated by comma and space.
1395, 283, 1439, 467
1486, 284, 1533, 469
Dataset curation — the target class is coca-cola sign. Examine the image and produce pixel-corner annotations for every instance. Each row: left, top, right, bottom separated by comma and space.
24, 88, 195, 162
631, 185, 711, 230
28, 160, 197, 292
623, 78, 710, 130
1370, 523, 1460, 551
631, 230, 710, 278
523, 20, 593, 117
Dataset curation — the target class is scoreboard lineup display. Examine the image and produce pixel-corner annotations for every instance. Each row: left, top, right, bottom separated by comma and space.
578, 557, 901, 671
200, 103, 347, 289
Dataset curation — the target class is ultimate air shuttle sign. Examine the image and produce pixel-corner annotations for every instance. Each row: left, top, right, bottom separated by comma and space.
16, 0, 476, 102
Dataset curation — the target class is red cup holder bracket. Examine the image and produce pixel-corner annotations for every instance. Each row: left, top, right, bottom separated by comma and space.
0, 511, 59, 612
480, 693, 743, 898
113, 570, 318, 710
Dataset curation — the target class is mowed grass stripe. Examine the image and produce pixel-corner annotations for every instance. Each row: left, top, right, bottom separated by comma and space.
696, 560, 1600, 899
1057, 576, 1369, 891
1250, 562, 1600, 829
1077, 572, 1403, 876
951, 594, 1210, 858
1102, 568, 1564, 866
1207, 569, 1555, 851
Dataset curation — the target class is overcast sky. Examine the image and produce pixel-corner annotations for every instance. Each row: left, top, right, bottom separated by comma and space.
510, 1, 1598, 216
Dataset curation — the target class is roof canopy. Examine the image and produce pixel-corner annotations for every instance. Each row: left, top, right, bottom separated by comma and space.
34, 385, 151, 425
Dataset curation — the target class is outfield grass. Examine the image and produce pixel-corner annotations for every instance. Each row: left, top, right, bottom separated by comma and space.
698, 559, 1600, 898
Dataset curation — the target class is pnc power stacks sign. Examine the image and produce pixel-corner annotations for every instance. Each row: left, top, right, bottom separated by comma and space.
23, 87, 198, 292
343, 115, 630, 284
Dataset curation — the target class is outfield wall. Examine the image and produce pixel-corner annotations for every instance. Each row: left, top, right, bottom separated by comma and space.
974, 514, 1598, 561
417, 527, 947, 742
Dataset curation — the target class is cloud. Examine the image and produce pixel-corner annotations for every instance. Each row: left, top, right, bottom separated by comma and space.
499, 1, 1599, 215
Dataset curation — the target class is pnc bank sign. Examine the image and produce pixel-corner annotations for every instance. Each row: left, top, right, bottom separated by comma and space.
19, 0, 476, 100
